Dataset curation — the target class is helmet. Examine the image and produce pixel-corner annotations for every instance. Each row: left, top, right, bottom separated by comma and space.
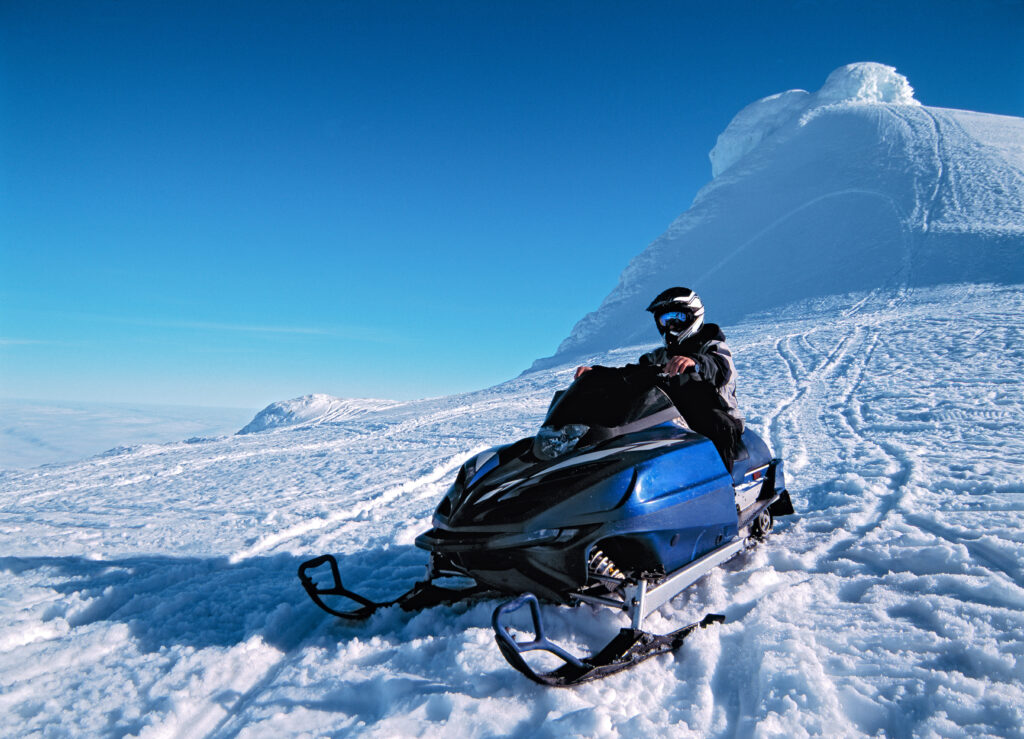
646, 287, 705, 345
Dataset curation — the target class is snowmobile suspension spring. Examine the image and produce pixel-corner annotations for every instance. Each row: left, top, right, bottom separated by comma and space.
588, 548, 622, 579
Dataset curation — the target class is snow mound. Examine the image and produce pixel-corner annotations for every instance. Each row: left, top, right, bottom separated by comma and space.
711, 62, 919, 177
237, 394, 400, 434
815, 61, 919, 106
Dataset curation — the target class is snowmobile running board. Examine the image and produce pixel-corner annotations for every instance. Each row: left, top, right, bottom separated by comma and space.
622, 538, 745, 628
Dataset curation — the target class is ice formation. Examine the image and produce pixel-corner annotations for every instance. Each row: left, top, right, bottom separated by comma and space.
710, 62, 920, 177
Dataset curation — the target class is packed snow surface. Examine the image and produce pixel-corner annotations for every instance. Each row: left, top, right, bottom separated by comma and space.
2, 284, 1022, 737
538, 63, 1024, 370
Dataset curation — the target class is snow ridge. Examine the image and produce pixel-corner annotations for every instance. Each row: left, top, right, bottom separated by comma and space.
237, 394, 402, 435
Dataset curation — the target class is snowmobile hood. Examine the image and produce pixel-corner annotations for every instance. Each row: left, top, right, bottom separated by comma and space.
440, 423, 711, 528
434, 365, 705, 528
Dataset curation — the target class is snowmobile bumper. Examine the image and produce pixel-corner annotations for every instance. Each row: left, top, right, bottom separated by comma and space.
415, 526, 594, 602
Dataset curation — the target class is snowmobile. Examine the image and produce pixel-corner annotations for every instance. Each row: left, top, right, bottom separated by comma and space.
298, 364, 794, 686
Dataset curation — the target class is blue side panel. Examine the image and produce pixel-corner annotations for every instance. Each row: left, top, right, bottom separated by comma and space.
632, 440, 728, 504
614, 439, 739, 572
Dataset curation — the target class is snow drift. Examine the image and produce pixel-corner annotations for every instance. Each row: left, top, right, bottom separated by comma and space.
534, 62, 1024, 370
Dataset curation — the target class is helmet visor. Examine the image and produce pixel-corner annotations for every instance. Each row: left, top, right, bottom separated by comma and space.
656, 310, 692, 331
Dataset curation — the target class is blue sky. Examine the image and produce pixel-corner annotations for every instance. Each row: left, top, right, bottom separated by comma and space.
2, 0, 1022, 410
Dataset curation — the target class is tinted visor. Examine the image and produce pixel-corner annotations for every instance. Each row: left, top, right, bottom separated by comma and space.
656, 310, 692, 331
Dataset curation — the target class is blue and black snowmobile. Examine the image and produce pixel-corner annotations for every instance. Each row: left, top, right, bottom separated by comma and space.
298, 364, 794, 686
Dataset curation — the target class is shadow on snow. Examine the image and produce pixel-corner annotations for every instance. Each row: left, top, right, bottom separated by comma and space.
0, 545, 432, 654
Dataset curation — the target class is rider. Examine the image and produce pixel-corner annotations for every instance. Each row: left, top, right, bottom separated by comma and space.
575, 287, 745, 470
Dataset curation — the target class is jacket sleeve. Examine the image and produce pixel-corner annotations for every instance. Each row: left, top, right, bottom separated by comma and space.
692, 338, 736, 389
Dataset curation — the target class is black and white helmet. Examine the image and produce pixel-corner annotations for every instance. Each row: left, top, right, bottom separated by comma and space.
646, 287, 705, 345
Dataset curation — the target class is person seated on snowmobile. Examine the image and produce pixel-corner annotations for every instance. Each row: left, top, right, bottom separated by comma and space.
575, 286, 745, 470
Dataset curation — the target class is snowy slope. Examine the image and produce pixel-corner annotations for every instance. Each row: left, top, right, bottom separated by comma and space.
1, 283, 1022, 737
535, 63, 1024, 369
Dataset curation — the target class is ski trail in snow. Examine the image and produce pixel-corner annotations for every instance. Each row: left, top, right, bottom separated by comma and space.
228, 446, 490, 563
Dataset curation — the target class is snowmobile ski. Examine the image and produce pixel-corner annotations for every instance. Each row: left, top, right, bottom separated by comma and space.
298, 554, 493, 620
492, 593, 724, 686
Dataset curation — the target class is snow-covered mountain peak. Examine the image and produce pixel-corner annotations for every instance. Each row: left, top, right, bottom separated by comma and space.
815, 61, 918, 106
533, 65, 1023, 371
238, 393, 401, 434
711, 62, 919, 177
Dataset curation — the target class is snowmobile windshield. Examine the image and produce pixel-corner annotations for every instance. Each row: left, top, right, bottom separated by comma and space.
542, 365, 678, 434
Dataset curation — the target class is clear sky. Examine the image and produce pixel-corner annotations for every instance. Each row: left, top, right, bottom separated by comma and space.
2, 0, 1022, 410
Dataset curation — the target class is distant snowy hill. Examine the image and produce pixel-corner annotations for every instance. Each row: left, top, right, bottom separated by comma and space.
238, 394, 403, 435
534, 63, 1024, 369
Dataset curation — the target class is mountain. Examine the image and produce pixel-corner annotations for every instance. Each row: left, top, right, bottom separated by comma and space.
533, 63, 1024, 369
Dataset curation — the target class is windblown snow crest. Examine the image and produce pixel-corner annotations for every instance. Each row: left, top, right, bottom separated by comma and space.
238, 394, 402, 434
532, 62, 1024, 371
710, 62, 920, 177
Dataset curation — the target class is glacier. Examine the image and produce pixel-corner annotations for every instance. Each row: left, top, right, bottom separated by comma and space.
1, 63, 1022, 737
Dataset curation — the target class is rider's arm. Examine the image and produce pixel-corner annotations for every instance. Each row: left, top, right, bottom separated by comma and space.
693, 339, 736, 388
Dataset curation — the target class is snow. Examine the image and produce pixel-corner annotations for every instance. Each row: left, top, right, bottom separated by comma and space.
1, 285, 1023, 737
710, 63, 919, 178
2, 62, 1023, 736
238, 394, 403, 435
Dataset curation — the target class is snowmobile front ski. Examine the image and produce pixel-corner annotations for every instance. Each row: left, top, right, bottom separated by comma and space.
492, 593, 724, 686
297, 554, 493, 620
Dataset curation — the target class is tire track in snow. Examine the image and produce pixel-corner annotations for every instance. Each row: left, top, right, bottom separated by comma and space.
766, 327, 857, 472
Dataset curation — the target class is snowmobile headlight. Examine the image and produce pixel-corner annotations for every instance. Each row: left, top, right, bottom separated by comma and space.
463, 449, 499, 488
486, 527, 580, 549
533, 424, 590, 461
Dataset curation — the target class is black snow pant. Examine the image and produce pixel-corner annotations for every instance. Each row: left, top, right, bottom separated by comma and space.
681, 407, 744, 473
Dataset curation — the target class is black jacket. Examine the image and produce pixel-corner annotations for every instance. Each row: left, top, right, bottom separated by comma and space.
631, 323, 744, 428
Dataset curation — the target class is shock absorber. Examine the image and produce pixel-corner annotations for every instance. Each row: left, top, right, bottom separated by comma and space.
588, 548, 623, 579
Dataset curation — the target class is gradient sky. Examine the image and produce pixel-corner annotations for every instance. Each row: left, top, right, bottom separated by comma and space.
2, 0, 1022, 410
